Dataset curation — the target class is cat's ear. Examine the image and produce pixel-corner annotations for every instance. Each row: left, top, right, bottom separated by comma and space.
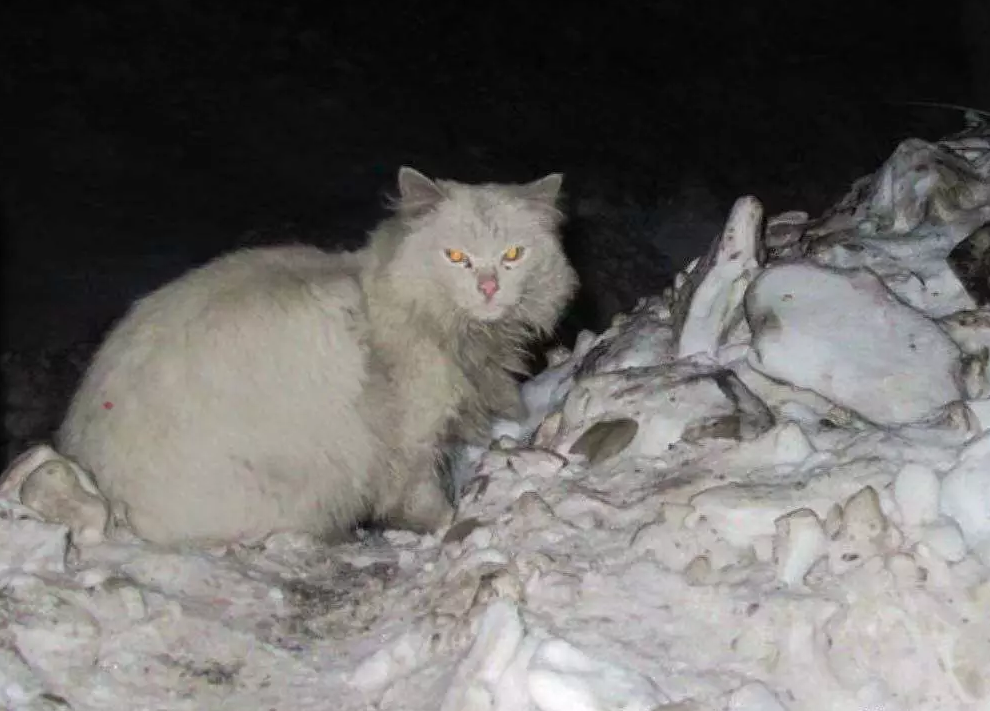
520, 173, 564, 208
394, 166, 446, 217
519, 173, 566, 229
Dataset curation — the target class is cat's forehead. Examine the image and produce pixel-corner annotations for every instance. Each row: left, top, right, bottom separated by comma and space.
428, 184, 548, 245
441, 183, 518, 217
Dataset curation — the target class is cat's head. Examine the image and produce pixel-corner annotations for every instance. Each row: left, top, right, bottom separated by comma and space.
382, 167, 578, 333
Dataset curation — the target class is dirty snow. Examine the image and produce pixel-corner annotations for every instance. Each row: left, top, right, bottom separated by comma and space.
3, 125, 990, 711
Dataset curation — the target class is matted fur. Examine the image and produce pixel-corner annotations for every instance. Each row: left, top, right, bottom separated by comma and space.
56, 168, 577, 546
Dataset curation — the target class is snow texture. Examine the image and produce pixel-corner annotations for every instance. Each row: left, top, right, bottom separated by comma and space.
3, 125, 990, 710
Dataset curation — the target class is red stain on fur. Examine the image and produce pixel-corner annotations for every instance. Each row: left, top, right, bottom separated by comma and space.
103, 401, 114, 410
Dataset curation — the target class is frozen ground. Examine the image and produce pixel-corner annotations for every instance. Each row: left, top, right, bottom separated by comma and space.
2, 125, 990, 710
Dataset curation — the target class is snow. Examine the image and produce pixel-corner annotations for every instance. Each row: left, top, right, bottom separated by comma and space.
746, 262, 964, 425
3, 125, 990, 710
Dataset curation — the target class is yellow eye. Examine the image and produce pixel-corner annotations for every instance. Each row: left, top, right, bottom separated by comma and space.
445, 248, 466, 264
503, 246, 523, 262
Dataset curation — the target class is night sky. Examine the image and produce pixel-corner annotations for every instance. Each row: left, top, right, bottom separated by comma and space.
0, 0, 985, 352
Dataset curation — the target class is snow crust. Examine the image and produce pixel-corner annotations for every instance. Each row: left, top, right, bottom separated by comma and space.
3, 127, 990, 710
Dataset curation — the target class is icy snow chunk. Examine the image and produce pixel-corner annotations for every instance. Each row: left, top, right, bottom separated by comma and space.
863, 138, 990, 245
939, 307, 990, 355
707, 421, 815, 474
768, 421, 816, 464
675, 195, 763, 361
730, 360, 845, 425
0, 645, 56, 710
439, 587, 668, 710
803, 136, 990, 318
828, 486, 888, 575
521, 363, 573, 420
0, 518, 69, 579
685, 459, 895, 551
7, 583, 102, 680
727, 682, 789, 711
773, 508, 828, 588
764, 210, 809, 258
351, 630, 434, 692
439, 600, 530, 711
574, 297, 678, 377
0, 443, 110, 546
892, 462, 941, 526
568, 418, 639, 465
940, 429, 990, 547
516, 358, 581, 441
918, 521, 968, 563
528, 637, 666, 711
553, 361, 773, 461
746, 263, 964, 425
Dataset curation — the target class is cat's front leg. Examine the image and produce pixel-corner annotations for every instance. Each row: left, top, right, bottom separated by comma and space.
382, 451, 453, 533
391, 476, 453, 534
476, 367, 526, 421
450, 406, 495, 446
373, 347, 459, 531
492, 388, 526, 421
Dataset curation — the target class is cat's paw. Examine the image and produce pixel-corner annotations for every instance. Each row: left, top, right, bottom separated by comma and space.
390, 479, 454, 534
494, 394, 527, 421
449, 414, 496, 447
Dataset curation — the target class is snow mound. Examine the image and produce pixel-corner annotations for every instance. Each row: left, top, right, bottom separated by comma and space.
3, 126, 990, 710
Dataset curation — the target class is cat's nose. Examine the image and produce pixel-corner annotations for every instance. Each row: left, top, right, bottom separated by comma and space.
477, 276, 499, 300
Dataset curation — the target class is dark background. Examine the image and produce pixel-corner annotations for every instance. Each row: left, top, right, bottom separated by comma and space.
1, 0, 986, 354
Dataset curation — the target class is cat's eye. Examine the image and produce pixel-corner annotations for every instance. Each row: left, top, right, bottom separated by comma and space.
502, 246, 524, 262
445, 248, 469, 265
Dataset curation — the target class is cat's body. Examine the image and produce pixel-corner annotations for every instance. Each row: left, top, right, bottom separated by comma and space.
56, 168, 577, 546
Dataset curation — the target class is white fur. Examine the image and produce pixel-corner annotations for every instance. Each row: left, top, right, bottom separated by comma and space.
57, 246, 387, 544
57, 169, 577, 546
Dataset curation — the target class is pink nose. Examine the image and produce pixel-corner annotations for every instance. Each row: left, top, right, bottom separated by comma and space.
478, 277, 499, 300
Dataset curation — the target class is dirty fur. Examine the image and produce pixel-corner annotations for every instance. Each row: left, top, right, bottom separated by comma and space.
56, 167, 578, 546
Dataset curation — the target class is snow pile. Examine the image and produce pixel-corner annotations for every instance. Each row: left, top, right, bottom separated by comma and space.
3, 126, 990, 711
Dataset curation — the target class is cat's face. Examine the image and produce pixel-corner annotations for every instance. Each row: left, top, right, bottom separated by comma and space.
387, 169, 578, 330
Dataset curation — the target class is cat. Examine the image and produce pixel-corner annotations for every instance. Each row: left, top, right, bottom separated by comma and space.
55, 167, 578, 546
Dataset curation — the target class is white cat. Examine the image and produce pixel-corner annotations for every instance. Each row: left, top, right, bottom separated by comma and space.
56, 167, 578, 546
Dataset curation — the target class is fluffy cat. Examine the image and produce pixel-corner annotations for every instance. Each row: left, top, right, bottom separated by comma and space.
56, 167, 578, 546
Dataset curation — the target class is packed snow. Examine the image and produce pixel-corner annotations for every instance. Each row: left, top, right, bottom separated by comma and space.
2, 124, 990, 710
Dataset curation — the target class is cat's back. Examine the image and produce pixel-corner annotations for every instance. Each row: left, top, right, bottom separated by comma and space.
80, 244, 366, 372
62, 243, 371, 422
57, 244, 379, 544
126, 243, 365, 328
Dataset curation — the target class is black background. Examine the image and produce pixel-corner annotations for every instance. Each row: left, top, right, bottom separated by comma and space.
1, 0, 985, 351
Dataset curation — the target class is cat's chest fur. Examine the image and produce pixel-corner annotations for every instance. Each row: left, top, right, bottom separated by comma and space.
362, 293, 485, 448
